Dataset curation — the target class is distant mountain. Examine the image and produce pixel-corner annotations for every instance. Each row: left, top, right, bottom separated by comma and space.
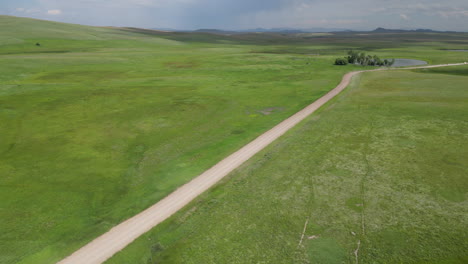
193, 29, 239, 34
242, 27, 349, 33
372, 27, 454, 33
243, 28, 305, 33
160, 27, 352, 35
150, 26, 352, 34
151, 27, 186, 32
149, 26, 460, 35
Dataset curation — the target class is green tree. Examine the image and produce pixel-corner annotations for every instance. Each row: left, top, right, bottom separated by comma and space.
336, 50, 395, 67
347, 50, 359, 64
359, 52, 366, 64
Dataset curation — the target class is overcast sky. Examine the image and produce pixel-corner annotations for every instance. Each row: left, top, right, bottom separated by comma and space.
1, 0, 468, 31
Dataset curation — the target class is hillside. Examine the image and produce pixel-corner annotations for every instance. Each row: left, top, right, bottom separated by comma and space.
0, 15, 350, 264
0, 15, 126, 41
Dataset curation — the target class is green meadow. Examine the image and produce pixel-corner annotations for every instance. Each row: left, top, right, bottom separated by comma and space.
108, 67, 468, 264
1, 15, 467, 263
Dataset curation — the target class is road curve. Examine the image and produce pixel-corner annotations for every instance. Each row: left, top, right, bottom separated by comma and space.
58, 62, 467, 264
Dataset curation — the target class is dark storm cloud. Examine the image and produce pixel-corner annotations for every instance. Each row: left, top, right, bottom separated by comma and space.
2, 0, 468, 31
167, 0, 290, 28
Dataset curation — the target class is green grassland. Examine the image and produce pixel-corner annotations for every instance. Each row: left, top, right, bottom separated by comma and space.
108, 66, 468, 264
1, 15, 468, 263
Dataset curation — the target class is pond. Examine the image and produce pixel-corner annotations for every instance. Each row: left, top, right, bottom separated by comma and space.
390, 59, 428, 67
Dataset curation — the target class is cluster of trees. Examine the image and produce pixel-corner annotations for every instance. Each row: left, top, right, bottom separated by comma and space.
335, 50, 395, 66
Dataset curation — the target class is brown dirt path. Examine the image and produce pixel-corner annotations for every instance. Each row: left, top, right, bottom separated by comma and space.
58, 63, 466, 264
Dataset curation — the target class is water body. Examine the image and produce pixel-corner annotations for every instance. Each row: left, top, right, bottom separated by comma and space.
391, 59, 428, 67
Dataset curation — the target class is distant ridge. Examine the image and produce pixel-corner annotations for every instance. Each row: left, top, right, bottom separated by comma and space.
151, 26, 464, 35
372, 27, 456, 33
194, 29, 238, 34
241, 27, 348, 33
151, 27, 350, 35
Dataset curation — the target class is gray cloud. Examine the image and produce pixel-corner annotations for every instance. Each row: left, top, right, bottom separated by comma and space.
2, 0, 468, 31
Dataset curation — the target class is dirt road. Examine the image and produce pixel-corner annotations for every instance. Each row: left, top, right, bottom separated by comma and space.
58, 63, 466, 264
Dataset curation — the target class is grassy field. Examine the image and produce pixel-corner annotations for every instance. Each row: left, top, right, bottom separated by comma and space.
1, 15, 468, 263
108, 66, 468, 264
0, 16, 354, 264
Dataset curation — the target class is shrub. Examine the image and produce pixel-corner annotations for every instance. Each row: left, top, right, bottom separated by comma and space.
334, 58, 348, 65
